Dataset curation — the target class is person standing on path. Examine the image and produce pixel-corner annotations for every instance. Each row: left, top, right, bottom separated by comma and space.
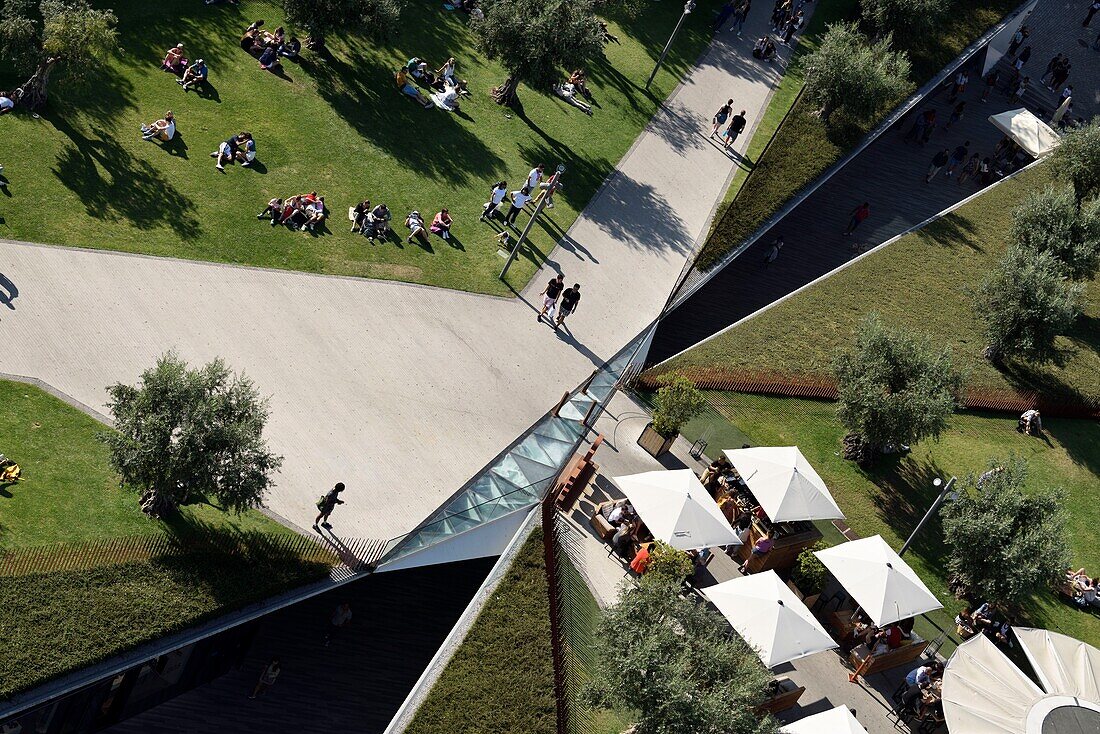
1085, 0, 1100, 26
843, 202, 870, 236
480, 180, 507, 221
538, 273, 565, 323
249, 659, 280, 699
1041, 54, 1064, 86
981, 69, 999, 102
730, 0, 750, 35
724, 110, 747, 150
323, 601, 352, 646
926, 148, 950, 182
1010, 76, 1029, 103
1007, 25, 1028, 57
713, 0, 737, 31
763, 235, 783, 265
949, 69, 969, 101
313, 482, 345, 529
712, 99, 733, 137
945, 141, 970, 178
555, 284, 581, 328
505, 186, 531, 226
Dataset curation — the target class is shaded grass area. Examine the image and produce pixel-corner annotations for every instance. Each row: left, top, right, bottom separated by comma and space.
671, 391, 1100, 649
405, 529, 632, 734
663, 165, 1100, 401
696, 0, 1021, 268
0, 551, 330, 699
0, 0, 717, 295
0, 379, 291, 550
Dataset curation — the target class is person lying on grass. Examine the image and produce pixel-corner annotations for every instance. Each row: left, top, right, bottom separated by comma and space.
178, 59, 208, 91
431, 79, 462, 111
395, 67, 433, 108
140, 111, 176, 142
405, 210, 430, 246
553, 81, 592, 115
256, 192, 324, 231
162, 43, 187, 76
258, 45, 281, 72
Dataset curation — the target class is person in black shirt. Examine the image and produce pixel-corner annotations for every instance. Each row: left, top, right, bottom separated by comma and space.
724, 110, 747, 150
555, 283, 581, 328
538, 273, 565, 323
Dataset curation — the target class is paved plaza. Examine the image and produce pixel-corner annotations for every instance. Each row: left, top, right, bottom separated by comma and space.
0, 4, 802, 544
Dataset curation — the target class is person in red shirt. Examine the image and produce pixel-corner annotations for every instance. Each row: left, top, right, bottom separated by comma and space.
843, 202, 871, 236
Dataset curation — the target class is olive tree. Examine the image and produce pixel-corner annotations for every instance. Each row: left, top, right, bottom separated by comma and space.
1012, 185, 1100, 281
862, 0, 946, 41
1049, 120, 1100, 204
976, 246, 1083, 363
834, 314, 962, 462
473, 0, 604, 105
101, 352, 283, 518
586, 578, 779, 734
651, 374, 707, 439
0, 0, 118, 109
801, 22, 910, 122
282, 0, 403, 49
940, 457, 1069, 609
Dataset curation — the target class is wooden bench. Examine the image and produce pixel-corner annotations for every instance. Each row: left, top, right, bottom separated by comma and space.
848, 637, 929, 676
556, 435, 603, 509
756, 677, 805, 714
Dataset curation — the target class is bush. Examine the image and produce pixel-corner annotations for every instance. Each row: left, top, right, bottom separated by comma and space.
862, 0, 946, 41
976, 246, 1083, 363
651, 374, 707, 438
1012, 185, 1100, 281
644, 540, 694, 584
802, 22, 910, 122
940, 457, 1069, 609
1049, 120, 1100, 204
790, 541, 830, 593
833, 313, 962, 457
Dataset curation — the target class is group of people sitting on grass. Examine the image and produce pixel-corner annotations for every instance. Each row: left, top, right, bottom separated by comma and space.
442, 0, 483, 19
1065, 568, 1100, 608
955, 603, 1013, 646
348, 199, 453, 244
257, 192, 327, 232
552, 69, 594, 115
395, 57, 469, 110
211, 131, 256, 171
161, 44, 208, 91
140, 110, 176, 142
241, 20, 300, 72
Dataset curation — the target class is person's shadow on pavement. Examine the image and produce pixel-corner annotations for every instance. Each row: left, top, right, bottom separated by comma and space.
0, 272, 17, 310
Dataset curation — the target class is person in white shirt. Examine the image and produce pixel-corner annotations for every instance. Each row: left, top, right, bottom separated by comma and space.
140, 111, 176, 142
505, 186, 531, 225
481, 180, 508, 220
526, 165, 544, 192
0, 93, 14, 115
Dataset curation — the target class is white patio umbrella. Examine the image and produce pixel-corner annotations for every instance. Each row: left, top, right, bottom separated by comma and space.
612, 469, 741, 551
702, 570, 837, 668
781, 705, 868, 734
813, 535, 942, 626
723, 446, 844, 522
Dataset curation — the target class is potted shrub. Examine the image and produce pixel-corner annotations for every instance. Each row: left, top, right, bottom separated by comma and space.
643, 541, 694, 584
638, 374, 706, 457
788, 542, 830, 608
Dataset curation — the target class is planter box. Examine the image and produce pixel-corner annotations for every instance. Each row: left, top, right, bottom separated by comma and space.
637, 422, 676, 457
785, 579, 821, 610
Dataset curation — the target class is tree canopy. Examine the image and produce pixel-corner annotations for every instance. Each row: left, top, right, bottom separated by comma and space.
101, 352, 283, 518
975, 245, 1083, 363
474, 0, 605, 104
861, 0, 946, 41
0, 0, 118, 108
834, 313, 962, 459
586, 578, 778, 734
1049, 120, 1100, 204
1012, 185, 1100, 282
282, 0, 403, 48
651, 373, 707, 438
801, 22, 910, 122
940, 457, 1069, 609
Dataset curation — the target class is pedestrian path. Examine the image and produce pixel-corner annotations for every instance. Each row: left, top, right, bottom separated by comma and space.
0, 2, 806, 543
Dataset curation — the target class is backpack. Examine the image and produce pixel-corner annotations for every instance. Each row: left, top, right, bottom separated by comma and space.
316, 494, 327, 510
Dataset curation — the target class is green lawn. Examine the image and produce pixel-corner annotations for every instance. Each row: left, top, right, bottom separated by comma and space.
0, 0, 716, 295
696, 0, 1021, 268
0, 379, 290, 550
660, 164, 1100, 401
671, 391, 1100, 649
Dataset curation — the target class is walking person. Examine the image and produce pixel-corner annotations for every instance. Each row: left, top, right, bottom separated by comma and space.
730, 0, 750, 35
1050, 60, 1071, 91
945, 141, 970, 178
948, 69, 969, 100
480, 180, 507, 221
712, 99, 733, 137
323, 602, 352, 647
1041, 54, 1064, 86
724, 110, 747, 150
956, 153, 981, 185
843, 202, 870, 236
249, 659, 280, 699
313, 482, 345, 529
537, 273, 565, 323
554, 283, 581, 328
945, 101, 965, 129
713, 0, 737, 31
925, 148, 950, 183
526, 165, 544, 196
762, 235, 783, 265
981, 69, 999, 101
1085, 0, 1100, 26
504, 186, 532, 226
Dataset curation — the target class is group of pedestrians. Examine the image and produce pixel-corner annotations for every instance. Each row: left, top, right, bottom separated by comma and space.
536, 273, 581, 329
711, 99, 748, 151
480, 164, 560, 229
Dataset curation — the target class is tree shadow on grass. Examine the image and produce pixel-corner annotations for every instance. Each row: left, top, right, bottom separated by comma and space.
48, 116, 201, 238
866, 455, 951, 563
921, 210, 980, 250
1044, 417, 1100, 478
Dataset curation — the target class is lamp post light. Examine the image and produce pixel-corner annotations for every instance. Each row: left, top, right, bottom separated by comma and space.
898, 476, 958, 558
646, 0, 695, 90
499, 163, 565, 282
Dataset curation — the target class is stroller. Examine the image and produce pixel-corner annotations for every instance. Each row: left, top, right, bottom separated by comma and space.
0, 453, 21, 483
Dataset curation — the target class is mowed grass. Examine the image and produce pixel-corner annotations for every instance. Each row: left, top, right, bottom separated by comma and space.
663, 165, 1100, 401
0, 379, 292, 549
0, 0, 716, 295
672, 392, 1100, 649
696, 0, 1021, 268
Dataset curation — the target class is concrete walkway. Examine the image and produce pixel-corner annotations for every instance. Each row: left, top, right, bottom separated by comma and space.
0, 7, 806, 543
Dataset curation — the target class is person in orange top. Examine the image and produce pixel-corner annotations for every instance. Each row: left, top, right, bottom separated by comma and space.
629, 545, 650, 575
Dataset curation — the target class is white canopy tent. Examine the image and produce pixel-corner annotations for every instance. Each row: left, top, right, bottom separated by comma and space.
941, 628, 1100, 733
781, 705, 869, 734
611, 469, 741, 551
722, 446, 844, 522
988, 108, 1060, 158
813, 535, 942, 626
702, 570, 837, 668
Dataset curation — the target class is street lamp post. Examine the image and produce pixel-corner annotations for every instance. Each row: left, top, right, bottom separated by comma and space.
646, 0, 696, 90
898, 476, 957, 558
499, 164, 565, 282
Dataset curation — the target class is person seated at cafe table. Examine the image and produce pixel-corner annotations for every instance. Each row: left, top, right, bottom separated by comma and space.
901, 661, 944, 713
738, 532, 772, 574
611, 517, 640, 559
700, 456, 731, 493
629, 544, 650, 575
955, 607, 978, 639
974, 602, 1012, 646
